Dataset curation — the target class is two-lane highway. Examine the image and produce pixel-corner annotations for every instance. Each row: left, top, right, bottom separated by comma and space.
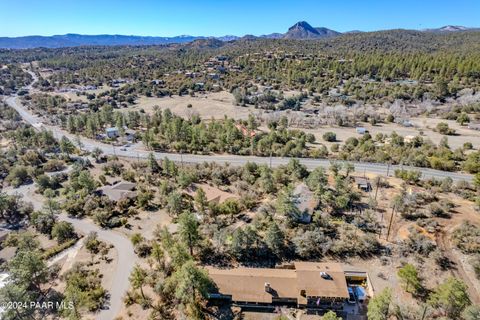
2, 94, 473, 182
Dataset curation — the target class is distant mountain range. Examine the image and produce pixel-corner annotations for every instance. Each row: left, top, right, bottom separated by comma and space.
0, 21, 478, 49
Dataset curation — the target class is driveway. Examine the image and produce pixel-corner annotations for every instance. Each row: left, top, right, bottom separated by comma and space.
2, 185, 137, 320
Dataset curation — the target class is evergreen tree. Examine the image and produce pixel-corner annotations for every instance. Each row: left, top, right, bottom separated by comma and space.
428, 277, 471, 318
265, 222, 284, 257
397, 263, 421, 293
178, 210, 200, 256
367, 288, 392, 320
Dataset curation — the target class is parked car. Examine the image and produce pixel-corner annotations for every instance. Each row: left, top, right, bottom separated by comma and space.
354, 286, 367, 303
347, 287, 356, 304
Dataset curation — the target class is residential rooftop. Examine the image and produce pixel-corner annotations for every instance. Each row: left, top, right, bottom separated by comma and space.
206, 262, 349, 306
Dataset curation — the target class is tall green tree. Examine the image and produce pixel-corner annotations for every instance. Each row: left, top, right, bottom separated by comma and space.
265, 222, 284, 257
60, 136, 75, 157
169, 260, 212, 317
428, 277, 471, 319
178, 210, 200, 256
194, 188, 207, 214
51, 221, 76, 244
0, 233, 53, 320
129, 264, 149, 302
397, 263, 421, 293
367, 288, 392, 320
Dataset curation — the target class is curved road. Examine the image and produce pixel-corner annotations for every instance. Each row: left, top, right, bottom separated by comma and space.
2, 71, 138, 320
60, 215, 136, 320
0, 69, 474, 318
2, 93, 473, 183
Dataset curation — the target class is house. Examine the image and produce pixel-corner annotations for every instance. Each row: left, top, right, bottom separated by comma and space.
105, 127, 119, 138
354, 177, 371, 192
356, 127, 367, 135
185, 183, 237, 204
292, 183, 318, 223
98, 181, 136, 202
207, 262, 350, 309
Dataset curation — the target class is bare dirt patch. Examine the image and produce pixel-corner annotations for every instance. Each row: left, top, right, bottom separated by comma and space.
120, 209, 172, 241
293, 117, 480, 150
127, 91, 256, 120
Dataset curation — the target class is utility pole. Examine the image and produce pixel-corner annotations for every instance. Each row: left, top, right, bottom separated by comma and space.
269, 149, 272, 169
374, 177, 381, 201
386, 205, 396, 241
386, 163, 391, 177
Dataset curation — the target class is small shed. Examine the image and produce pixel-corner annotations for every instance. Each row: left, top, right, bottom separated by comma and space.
354, 177, 371, 192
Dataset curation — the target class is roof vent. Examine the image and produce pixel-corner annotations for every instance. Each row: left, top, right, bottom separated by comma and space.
264, 282, 272, 293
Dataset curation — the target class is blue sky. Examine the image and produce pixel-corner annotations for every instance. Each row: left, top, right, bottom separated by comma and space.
1, 0, 479, 37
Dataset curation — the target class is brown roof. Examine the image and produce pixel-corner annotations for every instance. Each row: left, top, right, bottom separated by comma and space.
206, 262, 349, 304
206, 267, 297, 303
293, 262, 349, 301
185, 183, 237, 204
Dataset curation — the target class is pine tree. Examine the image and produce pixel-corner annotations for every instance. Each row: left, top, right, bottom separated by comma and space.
178, 211, 200, 256
367, 288, 392, 320
265, 222, 284, 257
397, 263, 421, 293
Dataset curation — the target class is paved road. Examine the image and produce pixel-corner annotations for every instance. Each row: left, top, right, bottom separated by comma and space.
0, 69, 474, 318
2, 185, 137, 320
2, 72, 138, 320
2, 93, 473, 183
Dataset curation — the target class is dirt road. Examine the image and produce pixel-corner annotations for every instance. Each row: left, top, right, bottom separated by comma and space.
2, 185, 137, 320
